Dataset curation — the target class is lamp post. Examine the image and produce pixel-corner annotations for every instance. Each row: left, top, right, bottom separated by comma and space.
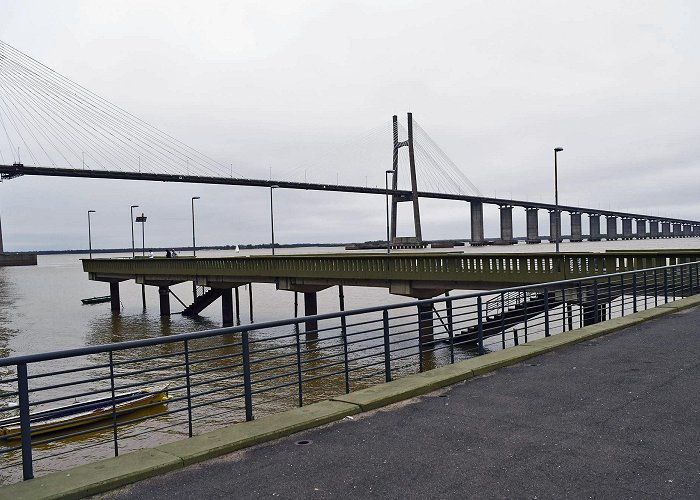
191, 197, 200, 257
130, 205, 139, 258
554, 147, 564, 254
270, 185, 279, 255
191, 197, 200, 301
135, 213, 147, 256
87, 210, 96, 259
385, 170, 394, 254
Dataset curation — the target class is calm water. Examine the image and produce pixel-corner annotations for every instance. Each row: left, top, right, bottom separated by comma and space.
1, 238, 699, 482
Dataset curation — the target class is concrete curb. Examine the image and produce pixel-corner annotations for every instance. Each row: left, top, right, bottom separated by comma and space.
4, 296, 700, 499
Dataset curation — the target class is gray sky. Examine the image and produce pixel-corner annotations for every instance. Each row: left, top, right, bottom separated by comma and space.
1, 0, 699, 251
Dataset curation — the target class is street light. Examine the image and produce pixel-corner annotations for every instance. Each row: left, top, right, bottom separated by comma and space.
385, 170, 394, 254
191, 197, 200, 257
270, 185, 279, 255
130, 205, 139, 258
135, 213, 147, 256
87, 210, 96, 259
554, 147, 564, 254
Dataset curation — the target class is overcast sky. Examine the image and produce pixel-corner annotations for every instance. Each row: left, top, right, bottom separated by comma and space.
1, 0, 699, 251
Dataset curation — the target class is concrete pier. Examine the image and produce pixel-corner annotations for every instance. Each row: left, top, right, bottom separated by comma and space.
570, 212, 582, 242
304, 292, 319, 337
662, 222, 671, 238
497, 206, 516, 244
636, 219, 647, 239
158, 286, 170, 316
621, 217, 633, 240
470, 201, 486, 246
221, 288, 234, 327
417, 302, 434, 344
606, 216, 618, 240
588, 214, 601, 241
109, 282, 120, 312
673, 223, 683, 237
548, 210, 561, 243
683, 224, 692, 238
649, 220, 660, 238
526, 208, 540, 243
694, 226, 700, 237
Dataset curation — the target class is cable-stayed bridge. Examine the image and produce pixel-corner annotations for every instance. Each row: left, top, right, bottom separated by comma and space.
0, 39, 698, 247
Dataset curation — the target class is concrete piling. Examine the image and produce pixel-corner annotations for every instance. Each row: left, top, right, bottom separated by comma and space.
570, 212, 582, 242
470, 201, 486, 246
498, 205, 516, 244
158, 286, 170, 316
588, 214, 601, 241
526, 208, 540, 243
606, 216, 618, 240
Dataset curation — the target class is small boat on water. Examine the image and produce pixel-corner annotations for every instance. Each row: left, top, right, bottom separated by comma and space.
81, 295, 111, 305
0, 385, 170, 440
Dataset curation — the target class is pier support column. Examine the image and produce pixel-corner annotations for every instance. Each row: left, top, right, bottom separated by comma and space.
649, 220, 660, 238
109, 282, 120, 312
636, 219, 647, 239
304, 292, 319, 339
498, 205, 516, 244
588, 214, 601, 241
417, 302, 434, 345
234, 287, 241, 325
248, 284, 254, 323
221, 288, 234, 327
549, 210, 561, 243
694, 226, 700, 237
683, 224, 692, 238
158, 286, 170, 316
470, 201, 486, 246
570, 212, 582, 242
526, 208, 540, 243
661, 222, 671, 238
673, 223, 683, 238
621, 217, 633, 240
606, 216, 618, 240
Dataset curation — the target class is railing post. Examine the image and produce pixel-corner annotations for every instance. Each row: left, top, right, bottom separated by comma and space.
654, 268, 658, 307
643, 271, 648, 310
109, 351, 119, 457
500, 291, 506, 349
17, 363, 33, 481
523, 290, 528, 343
632, 273, 637, 313
242, 330, 254, 421
561, 283, 567, 332
382, 309, 392, 382
620, 275, 625, 317
543, 287, 550, 337
664, 268, 669, 304
446, 297, 454, 364
295, 322, 304, 405
576, 282, 583, 328
184, 340, 193, 437
593, 280, 599, 324
690, 263, 694, 296
680, 264, 685, 298
477, 296, 484, 354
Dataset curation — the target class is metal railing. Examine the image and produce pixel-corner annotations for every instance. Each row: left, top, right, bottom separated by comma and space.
1, 261, 699, 484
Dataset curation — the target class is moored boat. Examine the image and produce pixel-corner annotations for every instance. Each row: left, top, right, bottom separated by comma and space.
80, 295, 112, 305
0, 385, 170, 440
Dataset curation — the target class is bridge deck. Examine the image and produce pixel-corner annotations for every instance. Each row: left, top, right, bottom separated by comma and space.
83, 250, 700, 297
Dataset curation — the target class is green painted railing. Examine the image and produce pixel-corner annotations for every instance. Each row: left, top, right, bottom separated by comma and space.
82, 251, 700, 285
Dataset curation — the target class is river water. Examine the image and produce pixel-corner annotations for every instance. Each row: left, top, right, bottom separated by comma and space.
1, 238, 699, 482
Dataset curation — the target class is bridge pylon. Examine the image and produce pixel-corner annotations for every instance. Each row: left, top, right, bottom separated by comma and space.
389, 113, 423, 248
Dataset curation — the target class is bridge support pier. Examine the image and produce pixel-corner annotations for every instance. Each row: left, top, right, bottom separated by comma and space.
570, 212, 582, 242
694, 226, 700, 237
109, 282, 120, 312
526, 208, 540, 243
661, 222, 671, 238
588, 214, 601, 241
158, 286, 170, 316
304, 292, 319, 338
621, 217, 633, 240
497, 206, 516, 244
222, 288, 234, 327
683, 224, 692, 237
417, 302, 434, 345
673, 223, 683, 238
470, 201, 486, 246
248, 284, 254, 322
649, 220, 660, 238
235, 287, 241, 325
636, 219, 647, 239
606, 216, 618, 240
548, 210, 561, 244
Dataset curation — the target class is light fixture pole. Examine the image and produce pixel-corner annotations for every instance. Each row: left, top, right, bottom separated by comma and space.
385, 170, 394, 254
87, 210, 96, 259
554, 147, 564, 254
191, 197, 200, 257
270, 185, 279, 255
130, 205, 139, 258
135, 213, 147, 256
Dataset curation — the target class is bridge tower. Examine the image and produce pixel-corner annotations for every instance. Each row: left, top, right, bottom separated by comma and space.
389, 113, 423, 248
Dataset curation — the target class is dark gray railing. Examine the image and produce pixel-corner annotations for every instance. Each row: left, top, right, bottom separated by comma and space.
0, 261, 698, 484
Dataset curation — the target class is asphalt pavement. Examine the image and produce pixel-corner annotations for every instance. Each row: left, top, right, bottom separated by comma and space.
98, 306, 700, 499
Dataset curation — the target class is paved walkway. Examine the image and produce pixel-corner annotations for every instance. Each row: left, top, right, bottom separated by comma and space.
100, 306, 700, 499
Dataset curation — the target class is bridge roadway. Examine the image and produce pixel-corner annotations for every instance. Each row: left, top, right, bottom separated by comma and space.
83, 250, 700, 327
4, 164, 700, 244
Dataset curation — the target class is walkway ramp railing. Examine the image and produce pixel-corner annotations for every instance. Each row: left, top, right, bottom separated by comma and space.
1, 261, 699, 484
